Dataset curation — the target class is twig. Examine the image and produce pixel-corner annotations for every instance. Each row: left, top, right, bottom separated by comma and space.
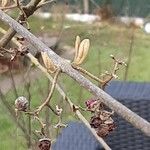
36, 0, 56, 9
35, 68, 61, 115
8, 66, 18, 98
45, 79, 51, 136
72, 64, 104, 84
25, 82, 32, 148
47, 104, 59, 116
0, 4, 17, 11
124, 27, 135, 80
101, 56, 125, 89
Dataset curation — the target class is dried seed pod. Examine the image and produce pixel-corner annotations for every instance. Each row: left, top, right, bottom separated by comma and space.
97, 124, 110, 137
74, 35, 81, 60
38, 138, 51, 150
100, 110, 113, 121
85, 99, 98, 109
41, 52, 56, 73
104, 117, 114, 125
90, 116, 102, 128
96, 122, 116, 137
15, 96, 28, 112
73, 39, 90, 65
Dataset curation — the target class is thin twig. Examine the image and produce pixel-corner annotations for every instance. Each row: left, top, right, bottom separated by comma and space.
25, 82, 32, 148
47, 104, 59, 116
0, 4, 17, 11
72, 64, 104, 84
35, 68, 61, 115
124, 27, 135, 80
36, 0, 56, 9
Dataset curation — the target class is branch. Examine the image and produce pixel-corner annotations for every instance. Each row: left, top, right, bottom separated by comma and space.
35, 68, 61, 115
0, 10, 150, 138
0, 0, 41, 47
36, 0, 56, 9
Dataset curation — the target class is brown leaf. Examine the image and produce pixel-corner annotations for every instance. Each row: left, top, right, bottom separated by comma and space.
41, 52, 56, 73
1, 0, 10, 7
73, 39, 90, 65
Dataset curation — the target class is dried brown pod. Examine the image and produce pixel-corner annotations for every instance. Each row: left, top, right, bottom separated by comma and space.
1, 0, 10, 7
74, 35, 81, 60
15, 96, 28, 112
73, 38, 90, 65
96, 124, 110, 137
41, 52, 56, 73
90, 116, 102, 128
38, 138, 51, 150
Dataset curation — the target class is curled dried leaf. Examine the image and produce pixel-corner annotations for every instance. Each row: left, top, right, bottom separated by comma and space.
1, 0, 10, 7
41, 52, 56, 73
73, 39, 90, 65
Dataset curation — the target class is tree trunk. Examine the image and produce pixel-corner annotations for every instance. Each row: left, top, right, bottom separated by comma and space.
83, 0, 89, 14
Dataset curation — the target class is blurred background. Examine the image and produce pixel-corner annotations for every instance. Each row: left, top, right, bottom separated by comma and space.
0, 0, 150, 149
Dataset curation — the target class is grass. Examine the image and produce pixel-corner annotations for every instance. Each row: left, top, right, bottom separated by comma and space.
0, 15, 150, 149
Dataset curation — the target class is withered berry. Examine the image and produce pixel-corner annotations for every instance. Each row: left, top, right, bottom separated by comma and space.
90, 116, 102, 128
38, 138, 51, 150
15, 96, 28, 112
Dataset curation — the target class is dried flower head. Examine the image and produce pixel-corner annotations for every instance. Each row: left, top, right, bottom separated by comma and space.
96, 124, 110, 137
85, 99, 98, 109
15, 96, 28, 112
97, 123, 116, 138
38, 138, 51, 150
73, 36, 90, 65
90, 116, 102, 128
41, 52, 56, 73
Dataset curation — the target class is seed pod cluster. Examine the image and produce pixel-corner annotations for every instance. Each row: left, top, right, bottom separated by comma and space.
41, 52, 56, 73
73, 36, 90, 65
86, 98, 116, 137
90, 111, 116, 137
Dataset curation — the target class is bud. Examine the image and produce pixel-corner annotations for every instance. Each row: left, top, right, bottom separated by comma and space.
38, 138, 51, 150
73, 38, 90, 65
15, 96, 28, 112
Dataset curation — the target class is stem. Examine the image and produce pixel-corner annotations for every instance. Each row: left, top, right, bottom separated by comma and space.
124, 28, 135, 80
72, 65, 104, 84
35, 69, 61, 115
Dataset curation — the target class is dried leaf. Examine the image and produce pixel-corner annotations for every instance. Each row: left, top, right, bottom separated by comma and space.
73, 39, 90, 65
74, 35, 80, 60
1, 0, 10, 7
41, 52, 56, 73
